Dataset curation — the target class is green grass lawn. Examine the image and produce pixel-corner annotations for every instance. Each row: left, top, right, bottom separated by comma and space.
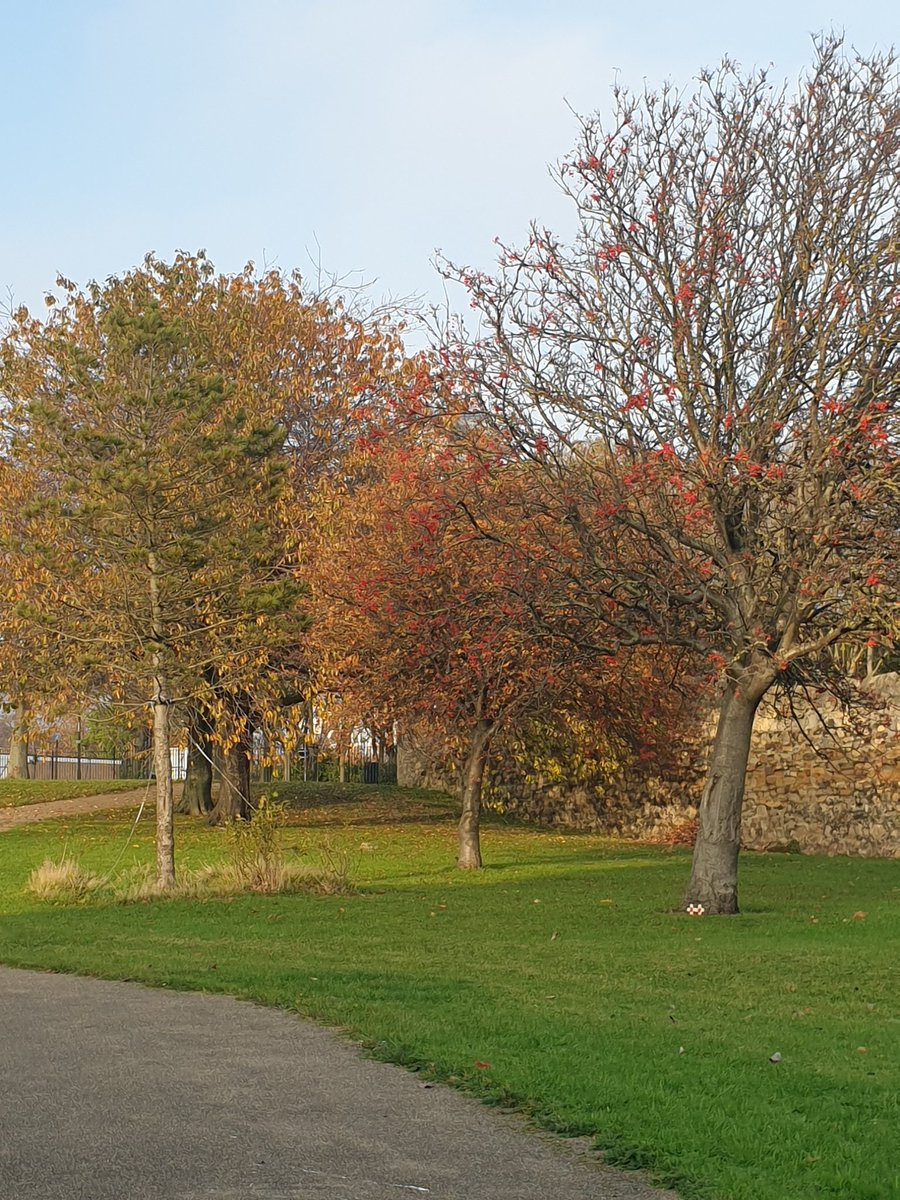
0, 781, 897, 1200
0, 777, 148, 808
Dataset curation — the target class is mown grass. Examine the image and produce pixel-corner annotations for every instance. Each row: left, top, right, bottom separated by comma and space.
0, 778, 146, 809
0, 781, 897, 1200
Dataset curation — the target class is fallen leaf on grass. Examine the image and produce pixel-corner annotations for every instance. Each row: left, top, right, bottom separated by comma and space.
474, 1060, 492, 1070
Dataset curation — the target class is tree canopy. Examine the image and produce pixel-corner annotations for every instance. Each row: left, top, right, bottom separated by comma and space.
443, 36, 900, 910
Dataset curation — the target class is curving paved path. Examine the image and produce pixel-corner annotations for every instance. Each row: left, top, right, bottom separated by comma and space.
0, 967, 676, 1200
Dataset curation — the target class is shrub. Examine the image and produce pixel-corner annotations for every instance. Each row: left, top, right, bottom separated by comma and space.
111, 862, 165, 902
655, 818, 699, 847
224, 794, 286, 892
190, 855, 351, 897
23, 798, 353, 905
26, 858, 104, 903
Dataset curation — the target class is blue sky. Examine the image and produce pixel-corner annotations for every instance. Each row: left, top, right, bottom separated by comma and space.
1, 1, 896, 326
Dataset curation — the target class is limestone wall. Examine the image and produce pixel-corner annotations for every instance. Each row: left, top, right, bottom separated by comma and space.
741, 677, 900, 857
398, 675, 900, 858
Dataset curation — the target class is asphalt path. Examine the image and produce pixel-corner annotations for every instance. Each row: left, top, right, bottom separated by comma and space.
0, 967, 676, 1200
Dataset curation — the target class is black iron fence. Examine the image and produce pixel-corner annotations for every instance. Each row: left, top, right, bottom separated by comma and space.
2, 736, 391, 787
0, 748, 187, 782
252, 743, 397, 786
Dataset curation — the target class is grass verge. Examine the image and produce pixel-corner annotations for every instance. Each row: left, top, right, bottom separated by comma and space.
0, 778, 147, 809
0, 781, 897, 1200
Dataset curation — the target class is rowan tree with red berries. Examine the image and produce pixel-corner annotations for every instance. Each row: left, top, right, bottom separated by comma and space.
444, 37, 900, 912
308, 412, 688, 870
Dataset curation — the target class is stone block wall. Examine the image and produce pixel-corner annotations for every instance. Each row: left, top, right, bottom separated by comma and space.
740, 676, 900, 856
398, 675, 900, 858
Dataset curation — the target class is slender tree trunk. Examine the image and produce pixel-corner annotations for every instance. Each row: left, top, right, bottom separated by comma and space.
178, 703, 213, 816
457, 717, 494, 870
151, 666, 176, 890
7, 707, 29, 779
339, 748, 347, 784
685, 681, 766, 915
147, 550, 175, 890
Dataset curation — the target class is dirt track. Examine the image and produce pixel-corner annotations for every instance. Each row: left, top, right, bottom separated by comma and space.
0, 785, 152, 831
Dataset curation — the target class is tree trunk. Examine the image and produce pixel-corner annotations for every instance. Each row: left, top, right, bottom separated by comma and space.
147, 550, 176, 890
7, 708, 29, 779
178, 704, 213, 816
685, 682, 764, 915
152, 680, 176, 890
208, 708, 252, 824
208, 742, 251, 823
228, 737, 250, 816
457, 717, 494, 870
339, 749, 347, 784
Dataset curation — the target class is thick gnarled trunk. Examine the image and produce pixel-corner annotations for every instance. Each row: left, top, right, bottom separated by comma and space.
7, 708, 29, 779
208, 702, 252, 824
178, 704, 213, 816
685, 682, 763, 915
457, 716, 494, 870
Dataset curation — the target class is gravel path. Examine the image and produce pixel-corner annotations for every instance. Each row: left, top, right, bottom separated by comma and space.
0, 786, 152, 831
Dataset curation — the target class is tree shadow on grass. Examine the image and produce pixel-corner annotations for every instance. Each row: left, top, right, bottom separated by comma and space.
285, 809, 458, 829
